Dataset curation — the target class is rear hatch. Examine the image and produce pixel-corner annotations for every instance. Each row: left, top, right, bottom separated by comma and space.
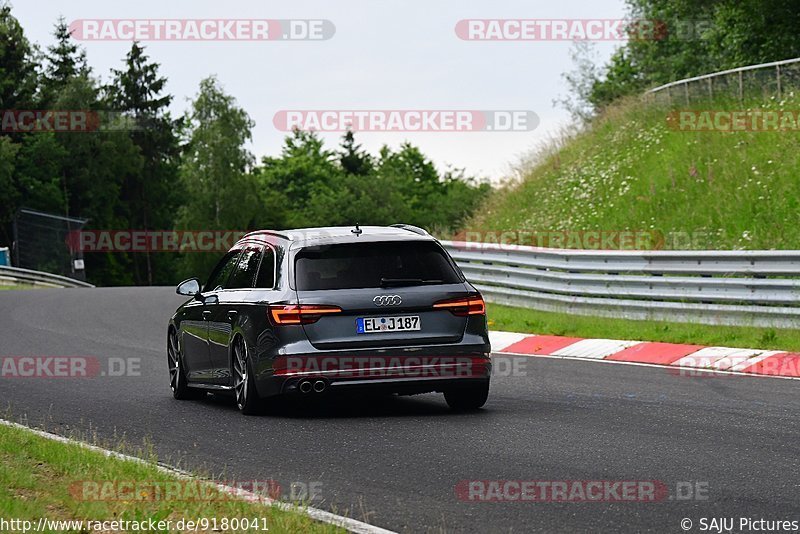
290, 240, 477, 350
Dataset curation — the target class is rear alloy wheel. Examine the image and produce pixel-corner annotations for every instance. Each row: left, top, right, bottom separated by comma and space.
233, 337, 261, 415
168, 330, 202, 400
444, 381, 490, 411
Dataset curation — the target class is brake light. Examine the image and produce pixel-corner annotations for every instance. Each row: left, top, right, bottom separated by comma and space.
433, 295, 486, 316
269, 304, 342, 325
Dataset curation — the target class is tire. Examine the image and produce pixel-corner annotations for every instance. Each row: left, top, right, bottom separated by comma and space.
168, 329, 203, 400
444, 381, 490, 411
232, 336, 262, 415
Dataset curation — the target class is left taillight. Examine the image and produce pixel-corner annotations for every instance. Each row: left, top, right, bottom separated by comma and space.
433, 295, 486, 316
268, 304, 342, 325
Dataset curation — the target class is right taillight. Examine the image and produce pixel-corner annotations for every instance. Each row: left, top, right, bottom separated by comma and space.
269, 304, 342, 325
433, 295, 486, 316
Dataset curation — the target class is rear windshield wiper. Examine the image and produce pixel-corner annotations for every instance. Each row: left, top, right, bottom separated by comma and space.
380, 278, 443, 288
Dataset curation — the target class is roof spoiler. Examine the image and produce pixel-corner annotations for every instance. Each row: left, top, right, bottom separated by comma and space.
390, 224, 429, 236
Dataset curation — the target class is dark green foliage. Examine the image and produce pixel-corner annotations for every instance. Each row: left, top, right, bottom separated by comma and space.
585, 0, 800, 111
0, 2, 37, 110
107, 42, 181, 285
40, 16, 89, 105
256, 131, 489, 237
176, 76, 260, 280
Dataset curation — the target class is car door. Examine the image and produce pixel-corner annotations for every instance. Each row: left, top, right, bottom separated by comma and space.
207, 244, 264, 385
198, 248, 242, 383
177, 297, 211, 382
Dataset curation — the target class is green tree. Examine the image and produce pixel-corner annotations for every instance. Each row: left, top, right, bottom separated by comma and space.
0, 3, 38, 243
555, 41, 607, 122
0, 2, 37, 110
704, 0, 800, 68
10, 19, 140, 285
177, 76, 259, 279
295, 133, 489, 232
40, 17, 88, 105
582, 0, 800, 111
0, 137, 20, 218
256, 129, 341, 228
339, 129, 373, 176
375, 143, 440, 219
107, 42, 180, 285
13, 133, 67, 214
52, 74, 142, 285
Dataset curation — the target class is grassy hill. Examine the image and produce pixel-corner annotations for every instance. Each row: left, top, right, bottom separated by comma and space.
466, 93, 800, 250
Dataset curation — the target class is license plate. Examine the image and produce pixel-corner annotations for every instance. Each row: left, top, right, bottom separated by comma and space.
356, 316, 420, 334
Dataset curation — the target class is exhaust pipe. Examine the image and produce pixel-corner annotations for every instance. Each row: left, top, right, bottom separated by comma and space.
298, 380, 313, 394
313, 380, 327, 393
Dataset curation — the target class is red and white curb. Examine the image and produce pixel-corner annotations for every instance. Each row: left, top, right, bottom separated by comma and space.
489, 331, 800, 379
0, 419, 396, 534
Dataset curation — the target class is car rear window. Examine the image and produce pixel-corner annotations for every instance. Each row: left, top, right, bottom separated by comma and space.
294, 241, 462, 290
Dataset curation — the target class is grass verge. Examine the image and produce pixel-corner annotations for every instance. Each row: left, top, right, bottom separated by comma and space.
0, 422, 344, 534
487, 303, 800, 352
0, 284, 33, 290
467, 93, 800, 250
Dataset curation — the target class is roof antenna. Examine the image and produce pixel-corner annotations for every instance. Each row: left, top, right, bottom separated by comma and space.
351, 223, 363, 236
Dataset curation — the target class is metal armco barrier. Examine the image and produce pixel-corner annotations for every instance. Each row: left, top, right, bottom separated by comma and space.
441, 241, 800, 328
0, 265, 95, 289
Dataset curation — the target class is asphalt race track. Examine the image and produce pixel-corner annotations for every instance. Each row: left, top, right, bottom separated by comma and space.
1, 287, 799, 532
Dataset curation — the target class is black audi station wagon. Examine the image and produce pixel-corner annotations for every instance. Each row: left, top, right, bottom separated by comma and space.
167, 225, 491, 414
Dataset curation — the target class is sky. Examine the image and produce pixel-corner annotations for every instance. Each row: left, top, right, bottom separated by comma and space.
11, 0, 627, 182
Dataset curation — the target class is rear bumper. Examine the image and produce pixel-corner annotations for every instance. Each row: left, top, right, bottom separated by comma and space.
283, 375, 490, 396
255, 351, 491, 397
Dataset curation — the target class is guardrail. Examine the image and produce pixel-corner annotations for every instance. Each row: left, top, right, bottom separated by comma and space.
441, 241, 800, 328
0, 266, 95, 289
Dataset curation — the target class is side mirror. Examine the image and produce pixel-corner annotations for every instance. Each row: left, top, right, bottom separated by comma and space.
176, 278, 201, 297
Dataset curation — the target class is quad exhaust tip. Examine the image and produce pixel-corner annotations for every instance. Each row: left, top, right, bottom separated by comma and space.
313, 379, 327, 393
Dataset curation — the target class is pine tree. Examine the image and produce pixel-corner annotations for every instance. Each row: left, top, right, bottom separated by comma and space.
107, 42, 180, 285
41, 17, 88, 105
0, 3, 37, 110
339, 130, 373, 176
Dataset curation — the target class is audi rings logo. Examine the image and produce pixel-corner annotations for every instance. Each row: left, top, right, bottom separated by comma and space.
373, 295, 402, 306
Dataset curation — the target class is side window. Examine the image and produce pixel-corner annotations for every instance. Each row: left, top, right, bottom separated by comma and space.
255, 246, 276, 289
204, 249, 242, 292
228, 246, 263, 289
